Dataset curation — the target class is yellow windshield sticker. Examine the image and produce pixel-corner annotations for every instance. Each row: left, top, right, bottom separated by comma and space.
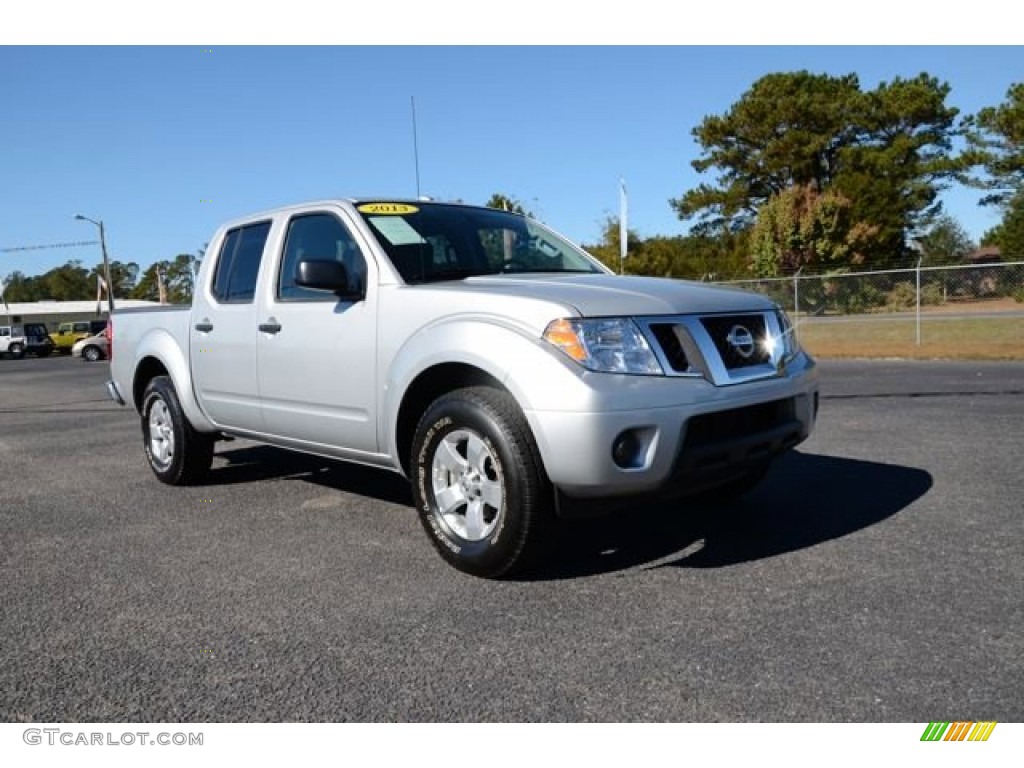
357, 203, 419, 215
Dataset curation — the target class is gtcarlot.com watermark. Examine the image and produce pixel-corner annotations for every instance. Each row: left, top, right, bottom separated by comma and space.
23, 728, 203, 747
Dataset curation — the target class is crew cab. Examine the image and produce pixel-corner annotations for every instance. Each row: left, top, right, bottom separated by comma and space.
107, 199, 819, 578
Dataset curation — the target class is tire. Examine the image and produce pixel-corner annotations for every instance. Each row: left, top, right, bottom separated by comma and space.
9, 343, 25, 360
82, 345, 102, 362
141, 375, 215, 485
36, 347, 52, 358
411, 386, 551, 579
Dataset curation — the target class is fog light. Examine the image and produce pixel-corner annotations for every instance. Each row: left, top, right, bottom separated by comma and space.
611, 427, 659, 470
612, 432, 639, 468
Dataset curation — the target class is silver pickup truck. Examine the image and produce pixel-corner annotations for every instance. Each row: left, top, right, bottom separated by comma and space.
108, 199, 819, 578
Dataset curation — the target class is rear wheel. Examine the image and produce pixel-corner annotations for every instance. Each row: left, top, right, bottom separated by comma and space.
9, 343, 25, 360
141, 375, 214, 485
411, 386, 551, 579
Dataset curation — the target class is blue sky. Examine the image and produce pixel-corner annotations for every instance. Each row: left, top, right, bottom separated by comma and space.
1, 45, 1020, 279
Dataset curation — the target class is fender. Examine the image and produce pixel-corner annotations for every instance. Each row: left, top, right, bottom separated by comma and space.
133, 327, 217, 433
379, 313, 588, 469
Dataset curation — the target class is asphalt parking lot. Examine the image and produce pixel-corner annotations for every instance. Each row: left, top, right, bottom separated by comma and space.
1, 355, 1022, 722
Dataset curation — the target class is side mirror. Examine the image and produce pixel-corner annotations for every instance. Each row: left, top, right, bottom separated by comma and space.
295, 259, 363, 300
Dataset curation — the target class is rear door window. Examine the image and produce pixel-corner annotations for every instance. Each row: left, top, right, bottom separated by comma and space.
211, 221, 272, 303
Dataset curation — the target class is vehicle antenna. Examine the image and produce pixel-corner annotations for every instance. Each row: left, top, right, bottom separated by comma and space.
411, 96, 422, 199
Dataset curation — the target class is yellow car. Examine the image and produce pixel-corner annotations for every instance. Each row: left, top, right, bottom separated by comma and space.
50, 320, 108, 354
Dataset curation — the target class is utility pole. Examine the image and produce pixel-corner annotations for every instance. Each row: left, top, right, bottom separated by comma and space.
75, 215, 116, 313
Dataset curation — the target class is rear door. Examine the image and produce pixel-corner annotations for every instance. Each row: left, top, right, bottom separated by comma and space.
189, 220, 273, 432
255, 207, 379, 453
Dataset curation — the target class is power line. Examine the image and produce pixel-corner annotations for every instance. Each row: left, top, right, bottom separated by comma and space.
1, 240, 99, 253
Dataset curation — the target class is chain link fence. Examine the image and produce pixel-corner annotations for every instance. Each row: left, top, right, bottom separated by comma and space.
714, 261, 1024, 358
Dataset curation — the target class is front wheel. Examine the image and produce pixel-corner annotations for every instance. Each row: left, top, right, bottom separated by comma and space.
82, 345, 102, 362
411, 386, 551, 579
141, 375, 215, 485
9, 343, 25, 360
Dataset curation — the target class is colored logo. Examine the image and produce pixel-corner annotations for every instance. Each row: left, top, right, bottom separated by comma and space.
357, 203, 419, 215
920, 721, 997, 742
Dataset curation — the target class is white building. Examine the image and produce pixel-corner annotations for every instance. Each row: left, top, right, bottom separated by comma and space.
1, 300, 160, 330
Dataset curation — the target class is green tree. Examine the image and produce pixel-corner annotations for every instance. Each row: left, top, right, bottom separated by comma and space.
981, 191, 1024, 259
749, 184, 878, 277
484, 193, 528, 215
164, 253, 200, 302
41, 261, 92, 300
582, 218, 749, 280
1, 270, 43, 302
965, 83, 1024, 207
582, 216, 642, 273
89, 260, 138, 298
916, 215, 975, 267
837, 74, 963, 264
673, 72, 863, 233
3, 261, 93, 301
131, 262, 163, 302
132, 254, 200, 304
672, 71, 963, 267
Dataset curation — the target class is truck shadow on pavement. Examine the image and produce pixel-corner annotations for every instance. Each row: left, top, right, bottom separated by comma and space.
211, 444, 414, 506
529, 450, 933, 580
213, 446, 933, 580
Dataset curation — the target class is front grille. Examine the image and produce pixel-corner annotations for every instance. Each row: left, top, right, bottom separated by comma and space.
648, 323, 689, 372
684, 398, 796, 448
672, 398, 803, 486
700, 314, 770, 369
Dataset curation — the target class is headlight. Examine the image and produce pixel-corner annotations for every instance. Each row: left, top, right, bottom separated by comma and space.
543, 318, 663, 375
772, 308, 800, 361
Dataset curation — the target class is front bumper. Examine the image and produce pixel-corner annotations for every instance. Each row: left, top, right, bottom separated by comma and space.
106, 379, 126, 406
524, 351, 818, 500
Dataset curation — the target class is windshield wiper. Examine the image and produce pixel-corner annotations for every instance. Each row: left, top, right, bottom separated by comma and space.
416, 268, 491, 283
499, 268, 598, 274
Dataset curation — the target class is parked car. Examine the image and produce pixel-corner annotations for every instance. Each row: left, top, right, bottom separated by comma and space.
108, 198, 818, 578
50, 320, 108, 354
13, 323, 55, 357
72, 331, 109, 362
0, 325, 27, 359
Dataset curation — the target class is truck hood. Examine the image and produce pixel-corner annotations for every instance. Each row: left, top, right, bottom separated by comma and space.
447, 273, 775, 317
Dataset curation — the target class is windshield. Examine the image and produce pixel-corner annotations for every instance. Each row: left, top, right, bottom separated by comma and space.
354, 202, 605, 284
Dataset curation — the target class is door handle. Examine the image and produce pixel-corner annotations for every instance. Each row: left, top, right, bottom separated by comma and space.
258, 321, 282, 334
194, 320, 214, 333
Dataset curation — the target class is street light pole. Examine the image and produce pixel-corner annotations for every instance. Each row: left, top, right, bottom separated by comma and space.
74, 214, 115, 313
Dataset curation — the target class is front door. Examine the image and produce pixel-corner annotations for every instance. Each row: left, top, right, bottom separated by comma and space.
256, 208, 378, 454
